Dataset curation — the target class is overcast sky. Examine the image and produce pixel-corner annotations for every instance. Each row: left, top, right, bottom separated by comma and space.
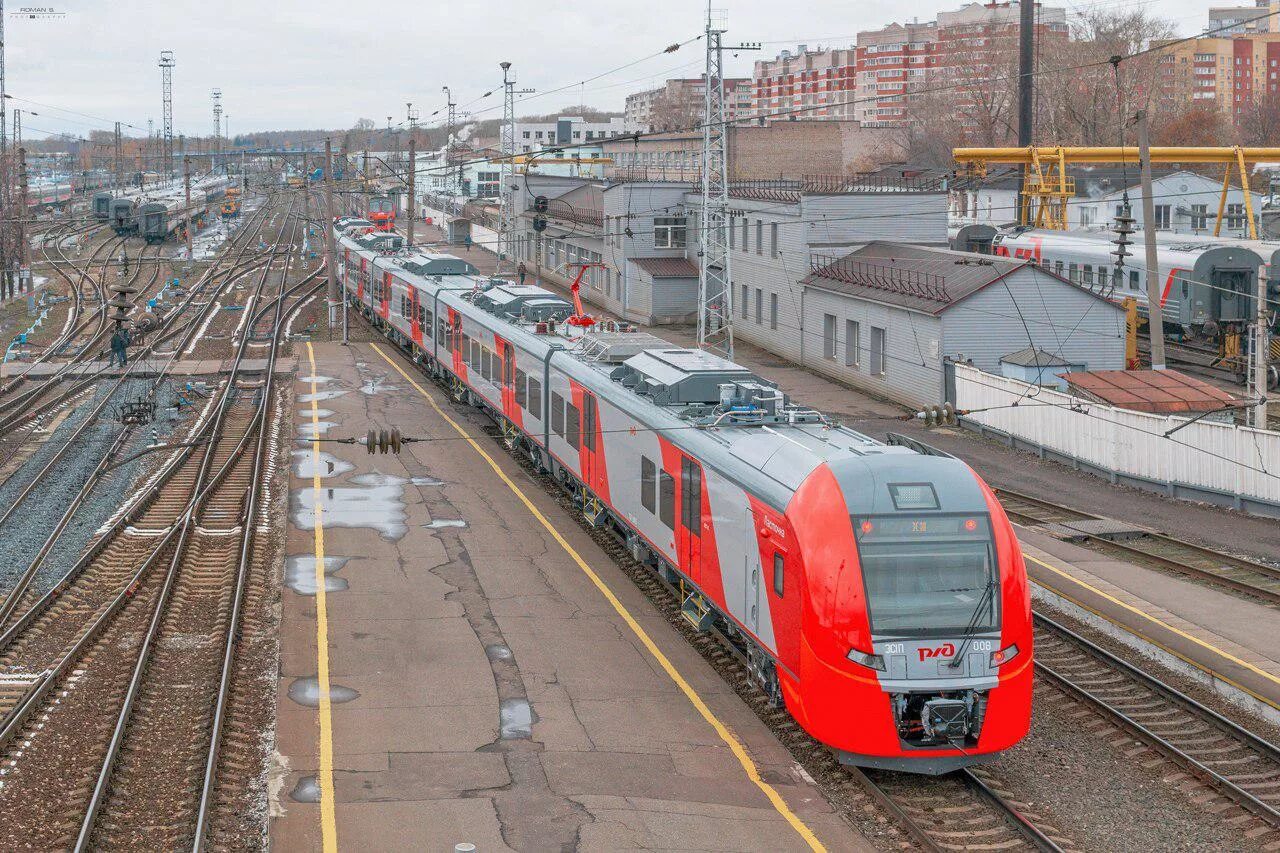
5, 0, 1215, 139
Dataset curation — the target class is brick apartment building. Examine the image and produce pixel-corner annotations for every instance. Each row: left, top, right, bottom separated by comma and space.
1158, 31, 1280, 118
624, 77, 753, 132
750, 1, 1067, 128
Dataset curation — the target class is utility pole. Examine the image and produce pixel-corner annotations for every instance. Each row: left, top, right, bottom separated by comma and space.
1015, 0, 1035, 223
301, 152, 311, 254
362, 150, 370, 215
407, 135, 416, 247
160, 51, 175, 180
114, 122, 122, 190
498, 62, 534, 274
1252, 263, 1271, 428
1, 0, 8, 302
697, 5, 756, 360
324, 139, 338, 330
16, 147, 26, 295
184, 155, 194, 261
1136, 110, 1166, 371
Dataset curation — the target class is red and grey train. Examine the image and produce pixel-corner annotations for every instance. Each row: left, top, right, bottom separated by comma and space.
367, 195, 396, 232
337, 225, 1034, 774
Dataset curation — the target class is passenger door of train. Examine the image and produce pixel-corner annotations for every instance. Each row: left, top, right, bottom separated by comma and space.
678, 456, 703, 585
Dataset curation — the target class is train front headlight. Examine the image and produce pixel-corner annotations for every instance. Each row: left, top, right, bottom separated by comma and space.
989, 643, 1019, 667
847, 648, 886, 672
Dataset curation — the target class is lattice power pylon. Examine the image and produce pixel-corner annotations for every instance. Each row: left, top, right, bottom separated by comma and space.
698, 5, 733, 359
211, 89, 222, 172
498, 62, 533, 274
159, 51, 174, 179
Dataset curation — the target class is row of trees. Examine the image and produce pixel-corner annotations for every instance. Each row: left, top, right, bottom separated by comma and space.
896, 9, 1279, 166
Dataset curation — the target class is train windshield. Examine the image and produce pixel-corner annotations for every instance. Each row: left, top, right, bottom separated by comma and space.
854, 514, 998, 638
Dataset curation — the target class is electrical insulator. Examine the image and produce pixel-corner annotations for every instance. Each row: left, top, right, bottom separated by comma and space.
1112, 197, 1136, 270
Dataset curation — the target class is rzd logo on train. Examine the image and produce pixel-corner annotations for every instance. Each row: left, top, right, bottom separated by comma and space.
917, 643, 956, 661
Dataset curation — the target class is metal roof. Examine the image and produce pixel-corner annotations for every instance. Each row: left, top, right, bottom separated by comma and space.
999, 347, 1079, 368
1063, 369, 1244, 414
631, 257, 699, 278
803, 242, 1025, 315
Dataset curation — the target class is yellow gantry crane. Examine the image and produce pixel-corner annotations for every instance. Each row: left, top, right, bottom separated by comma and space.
953, 146, 1280, 238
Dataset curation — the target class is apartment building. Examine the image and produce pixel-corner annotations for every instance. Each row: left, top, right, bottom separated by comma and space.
751, 2, 1066, 128
624, 78, 753, 132
1209, 1, 1279, 35
1158, 32, 1280, 115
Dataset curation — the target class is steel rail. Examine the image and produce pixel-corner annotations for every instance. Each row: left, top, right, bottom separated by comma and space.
1034, 613, 1280, 827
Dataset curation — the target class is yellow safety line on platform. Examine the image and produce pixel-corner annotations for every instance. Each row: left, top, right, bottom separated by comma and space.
1026, 553, 1280, 711
370, 342, 825, 852
305, 342, 339, 851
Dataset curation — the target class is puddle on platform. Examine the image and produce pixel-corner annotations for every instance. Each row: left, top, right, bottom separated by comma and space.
288, 675, 360, 708
499, 698, 534, 739
284, 555, 350, 595
485, 644, 513, 662
410, 476, 444, 486
289, 775, 321, 803
291, 484, 408, 540
424, 519, 467, 530
299, 407, 334, 419
297, 420, 337, 439
291, 449, 354, 479
299, 375, 335, 384
299, 389, 347, 403
359, 377, 399, 396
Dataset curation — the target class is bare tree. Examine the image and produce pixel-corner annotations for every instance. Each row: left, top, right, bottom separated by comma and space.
1037, 9, 1175, 146
1235, 95, 1280, 146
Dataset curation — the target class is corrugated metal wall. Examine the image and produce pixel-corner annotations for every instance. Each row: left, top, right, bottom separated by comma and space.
940, 268, 1126, 373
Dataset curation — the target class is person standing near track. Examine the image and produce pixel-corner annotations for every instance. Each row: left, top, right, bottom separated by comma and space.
109, 326, 131, 367
517, 261, 527, 285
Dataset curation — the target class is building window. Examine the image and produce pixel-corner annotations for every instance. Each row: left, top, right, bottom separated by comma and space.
870, 326, 886, 376
770, 293, 778, 330
1191, 204, 1208, 230
844, 319, 859, 367
641, 457, 656, 513
755, 288, 763, 323
654, 216, 687, 249
773, 553, 785, 597
755, 220, 763, 254
729, 217, 736, 249
1080, 206, 1097, 226
822, 313, 837, 359
742, 219, 750, 251
771, 222, 779, 257
1226, 203, 1246, 229
1154, 204, 1172, 230
741, 284, 749, 319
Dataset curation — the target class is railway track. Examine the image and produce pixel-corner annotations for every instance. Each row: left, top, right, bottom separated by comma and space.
994, 487, 1280, 605
0, 196, 301, 848
1034, 614, 1280, 837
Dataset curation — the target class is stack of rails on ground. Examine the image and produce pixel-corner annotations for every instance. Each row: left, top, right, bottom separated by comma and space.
0, 2, 1278, 850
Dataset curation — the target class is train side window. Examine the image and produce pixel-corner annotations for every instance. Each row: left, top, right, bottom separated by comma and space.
1129, 270, 1139, 291
773, 553, 785, 597
1054, 260, 1064, 278
515, 369, 528, 407
551, 392, 565, 437
640, 457, 656, 512
658, 471, 675, 529
583, 395, 597, 451
565, 402, 581, 450
1068, 263, 1078, 283
681, 458, 701, 533
1083, 264, 1093, 284
423, 306, 432, 330
481, 349, 492, 381
528, 377, 542, 419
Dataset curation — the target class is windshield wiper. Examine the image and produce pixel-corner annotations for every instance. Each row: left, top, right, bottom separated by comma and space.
946, 579, 995, 669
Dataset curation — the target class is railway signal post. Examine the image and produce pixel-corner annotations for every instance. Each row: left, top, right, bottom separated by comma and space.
324, 139, 338, 330
406, 136, 416, 248
184, 155, 194, 261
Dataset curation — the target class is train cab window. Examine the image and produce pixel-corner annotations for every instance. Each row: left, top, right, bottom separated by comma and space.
658, 471, 675, 529
640, 457, 656, 512
528, 377, 542, 419
515, 369, 528, 407
565, 403, 581, 450
551, 392, 565, 437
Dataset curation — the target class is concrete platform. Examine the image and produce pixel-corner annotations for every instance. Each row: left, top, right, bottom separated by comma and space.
0, 357, 288, 379
274, 341, 870, 852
